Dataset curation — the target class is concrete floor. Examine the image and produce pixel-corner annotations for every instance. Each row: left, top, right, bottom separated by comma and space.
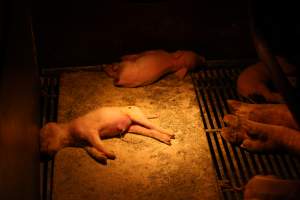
53, 71, 219, 200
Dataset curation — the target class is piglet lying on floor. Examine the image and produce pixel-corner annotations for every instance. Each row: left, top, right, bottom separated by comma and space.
40, 106, 175, 164
221, 100, 300, 155
237, 56, 297, 103
244, 175, 300, 200
103, 50, 205, 87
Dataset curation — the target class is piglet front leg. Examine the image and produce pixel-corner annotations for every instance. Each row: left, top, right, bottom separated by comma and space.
84, 146, 108, 164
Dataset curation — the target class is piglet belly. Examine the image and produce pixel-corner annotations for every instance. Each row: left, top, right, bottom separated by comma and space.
96, 109, 132, 138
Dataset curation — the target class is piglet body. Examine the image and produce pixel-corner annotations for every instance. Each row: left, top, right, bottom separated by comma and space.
244, 175, 300, 200
40, 106, 175, 163
104, 50, 205, 87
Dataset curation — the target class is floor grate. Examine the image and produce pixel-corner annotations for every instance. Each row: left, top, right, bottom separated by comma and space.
191, 64, 300, 200
40, 76, 60, 200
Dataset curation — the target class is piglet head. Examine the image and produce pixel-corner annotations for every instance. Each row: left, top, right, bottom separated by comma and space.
40, 122, 70, 156
103, 63, 120, 79
174, 50, 206, 70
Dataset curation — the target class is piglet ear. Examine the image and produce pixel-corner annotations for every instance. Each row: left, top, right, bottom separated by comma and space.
103, 63, 120, 78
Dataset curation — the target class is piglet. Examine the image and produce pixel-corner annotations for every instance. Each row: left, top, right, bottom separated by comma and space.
237, 56, 297, 103
244, 175, 300, 200
40, 106, 175, 163
103, 50, 205, 87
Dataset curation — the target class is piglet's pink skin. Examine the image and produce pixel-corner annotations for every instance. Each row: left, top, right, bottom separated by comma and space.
40, 106, 175, 163
104, 50, 205, 87
244, 175, 300, 200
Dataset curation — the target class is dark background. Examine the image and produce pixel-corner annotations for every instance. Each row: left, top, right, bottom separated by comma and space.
33, 0, 256, 68
0, 1, 40, 200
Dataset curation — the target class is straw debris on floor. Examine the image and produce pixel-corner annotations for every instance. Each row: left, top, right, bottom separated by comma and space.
53, 71, 219, 200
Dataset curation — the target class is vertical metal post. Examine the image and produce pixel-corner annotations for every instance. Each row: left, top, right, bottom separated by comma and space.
248, 0, 300, 126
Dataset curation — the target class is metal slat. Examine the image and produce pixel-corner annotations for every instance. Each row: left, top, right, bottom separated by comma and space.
193, 73, 240, 200
40, 77, 49, 200
40, 76, 59, 200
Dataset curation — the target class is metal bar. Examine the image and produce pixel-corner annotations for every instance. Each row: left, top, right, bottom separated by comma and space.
39, 76, 59, 200
248, 0, 300, 126
41, 65, 103, 75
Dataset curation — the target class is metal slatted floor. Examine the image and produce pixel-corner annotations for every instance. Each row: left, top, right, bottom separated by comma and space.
191, 64, 300, 200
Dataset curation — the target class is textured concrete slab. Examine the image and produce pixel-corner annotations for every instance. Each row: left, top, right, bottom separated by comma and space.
53, 71, 219, 200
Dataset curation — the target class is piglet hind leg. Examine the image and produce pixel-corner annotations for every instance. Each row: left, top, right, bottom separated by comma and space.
123, 106, 175, 138
127, 124, 173, 145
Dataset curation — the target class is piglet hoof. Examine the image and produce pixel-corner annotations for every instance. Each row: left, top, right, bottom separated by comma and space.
105, 151, 116, 160
227, 100, 243, 113
84, 146, 108, 164
159, 134, 174, 145
221, 115, 249, 146
221, 127, 238, 145
221, 127, 248, 145
223, 114, 240, 128
163, 140, 171, 145
170, 133, 175, 139
146, 113, 160, 119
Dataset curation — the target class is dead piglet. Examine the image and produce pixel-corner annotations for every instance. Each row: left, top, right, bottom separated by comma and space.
40, 106, 175, 163
103, 50, 205, 87
244, 175, 300, 200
